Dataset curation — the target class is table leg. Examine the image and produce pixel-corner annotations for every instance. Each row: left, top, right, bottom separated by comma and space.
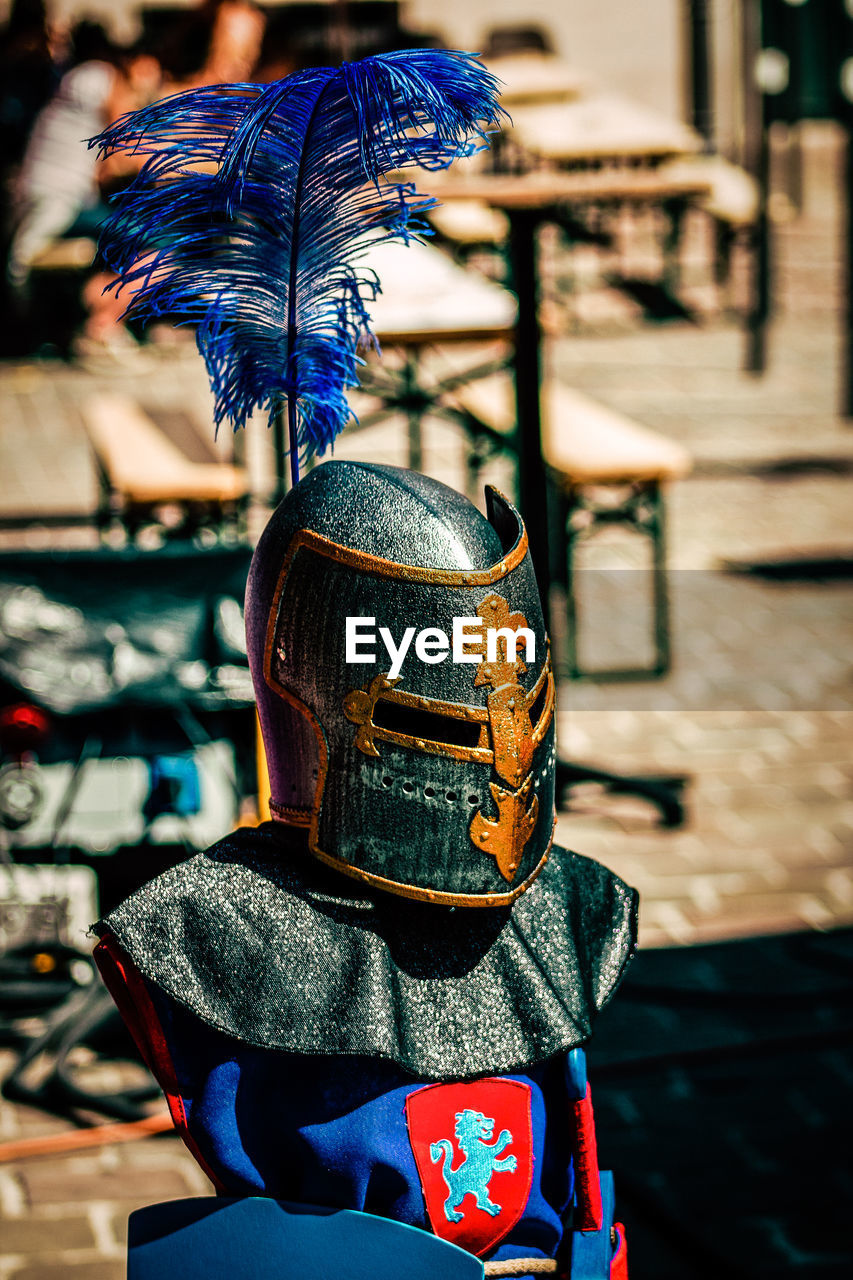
746, 138, 771, 375
506, 208, 553, 627
403, 350, 424, 472
844, 123, 853, 419
661, 199, 686, 298
485, 208, 688, 828
746, 33, 772, 376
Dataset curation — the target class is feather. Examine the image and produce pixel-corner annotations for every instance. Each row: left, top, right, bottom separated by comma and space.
92, 50, 505, 481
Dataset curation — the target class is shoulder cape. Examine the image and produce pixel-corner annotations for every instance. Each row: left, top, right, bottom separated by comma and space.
95, 823, 637, 1080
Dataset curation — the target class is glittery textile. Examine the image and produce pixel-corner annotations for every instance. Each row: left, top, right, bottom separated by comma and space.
96, 823, 637, 1080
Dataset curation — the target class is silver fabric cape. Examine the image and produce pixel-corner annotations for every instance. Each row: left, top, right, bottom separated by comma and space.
95, 823, 638, 1080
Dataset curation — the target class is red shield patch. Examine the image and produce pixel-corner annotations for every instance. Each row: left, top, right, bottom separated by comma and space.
405, 1078, 533, 1257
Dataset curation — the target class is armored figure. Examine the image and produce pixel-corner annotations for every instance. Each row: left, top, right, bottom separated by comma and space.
93, 461, 637, 1274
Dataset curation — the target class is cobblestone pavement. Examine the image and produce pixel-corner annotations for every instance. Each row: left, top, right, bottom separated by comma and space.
0, 1084, 207, 1280
0, 124, 851, 1276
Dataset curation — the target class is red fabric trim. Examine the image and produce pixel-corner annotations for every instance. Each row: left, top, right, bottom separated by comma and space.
611, 1223, 628, 1280
572, 1084, 603, 1232
93, 934, 226, 1193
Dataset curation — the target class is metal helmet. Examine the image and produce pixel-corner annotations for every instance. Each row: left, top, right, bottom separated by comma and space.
246, 461, 556, 906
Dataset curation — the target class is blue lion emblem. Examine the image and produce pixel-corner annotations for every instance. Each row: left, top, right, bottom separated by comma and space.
429, 1108, 517, 1223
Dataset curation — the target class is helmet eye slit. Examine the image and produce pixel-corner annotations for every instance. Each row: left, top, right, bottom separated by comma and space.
372, 699, 483, 750
529, 682, 549, 730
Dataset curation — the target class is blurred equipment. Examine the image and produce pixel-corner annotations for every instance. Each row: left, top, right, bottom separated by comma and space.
682, 0, 714, 149
352, 238, 516, 475
0, 702, 49, 830
0, 864, 96, 956
0, 940, 161, 1122
0, 542, 255, 1123
0, 543, 255, 900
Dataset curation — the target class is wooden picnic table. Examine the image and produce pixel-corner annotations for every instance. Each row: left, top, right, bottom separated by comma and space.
484, 51, 586, 105
364, 239, 516, 345
349, 231, 688, 822
505, 91, 703, 167
347, 239, 516, 473
423, 170, 710, 607
426, 168, 712, 212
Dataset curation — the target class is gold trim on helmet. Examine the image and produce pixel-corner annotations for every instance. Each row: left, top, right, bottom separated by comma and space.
342, 652, 554, 767
262, 496, 554, 907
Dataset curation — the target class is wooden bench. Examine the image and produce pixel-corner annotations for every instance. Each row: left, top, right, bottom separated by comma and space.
30, 237, 98, 271
25, 237, 98, 357
659, 155, 759, 297
81, 393, 249, 539
427, 200, 509, 256
483, 51, 586, 105
452, 375, 692, 678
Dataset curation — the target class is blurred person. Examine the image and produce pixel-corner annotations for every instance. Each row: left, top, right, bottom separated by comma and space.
5, 21, 162, 351
78, 2, 265, 354
0, 0, 59, 188
81, 2, 265, 353
6, 20, 116, 293
155, 0, 265, 90
202, 0, 265, 85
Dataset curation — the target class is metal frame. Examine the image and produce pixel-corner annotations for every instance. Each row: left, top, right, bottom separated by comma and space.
557, 478, 671, 681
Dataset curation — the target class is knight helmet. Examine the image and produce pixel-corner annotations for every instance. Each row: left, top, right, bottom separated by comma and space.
245, 461, 556, 906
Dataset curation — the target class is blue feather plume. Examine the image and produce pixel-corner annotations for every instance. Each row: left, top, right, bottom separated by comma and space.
92, 50, 505, 481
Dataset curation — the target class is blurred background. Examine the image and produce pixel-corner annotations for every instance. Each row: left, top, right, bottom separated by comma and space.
0, 2, 850, 1278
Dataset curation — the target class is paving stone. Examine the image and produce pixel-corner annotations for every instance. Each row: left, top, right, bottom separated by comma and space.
7, 1107, 85, 1140
1, 1217, 95, 1253
7, 1262, 124, 1280
19, 1162, 196, 1206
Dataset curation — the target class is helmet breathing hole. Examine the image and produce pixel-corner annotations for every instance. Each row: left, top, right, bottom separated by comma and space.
467, 794, 479, 805
446, 791, 458, 803
424, 786, 435, 798
381, 776, 393, 787
402, 781, 414, 793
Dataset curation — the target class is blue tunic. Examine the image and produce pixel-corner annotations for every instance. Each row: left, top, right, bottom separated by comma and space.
142, 982, 576, 1262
